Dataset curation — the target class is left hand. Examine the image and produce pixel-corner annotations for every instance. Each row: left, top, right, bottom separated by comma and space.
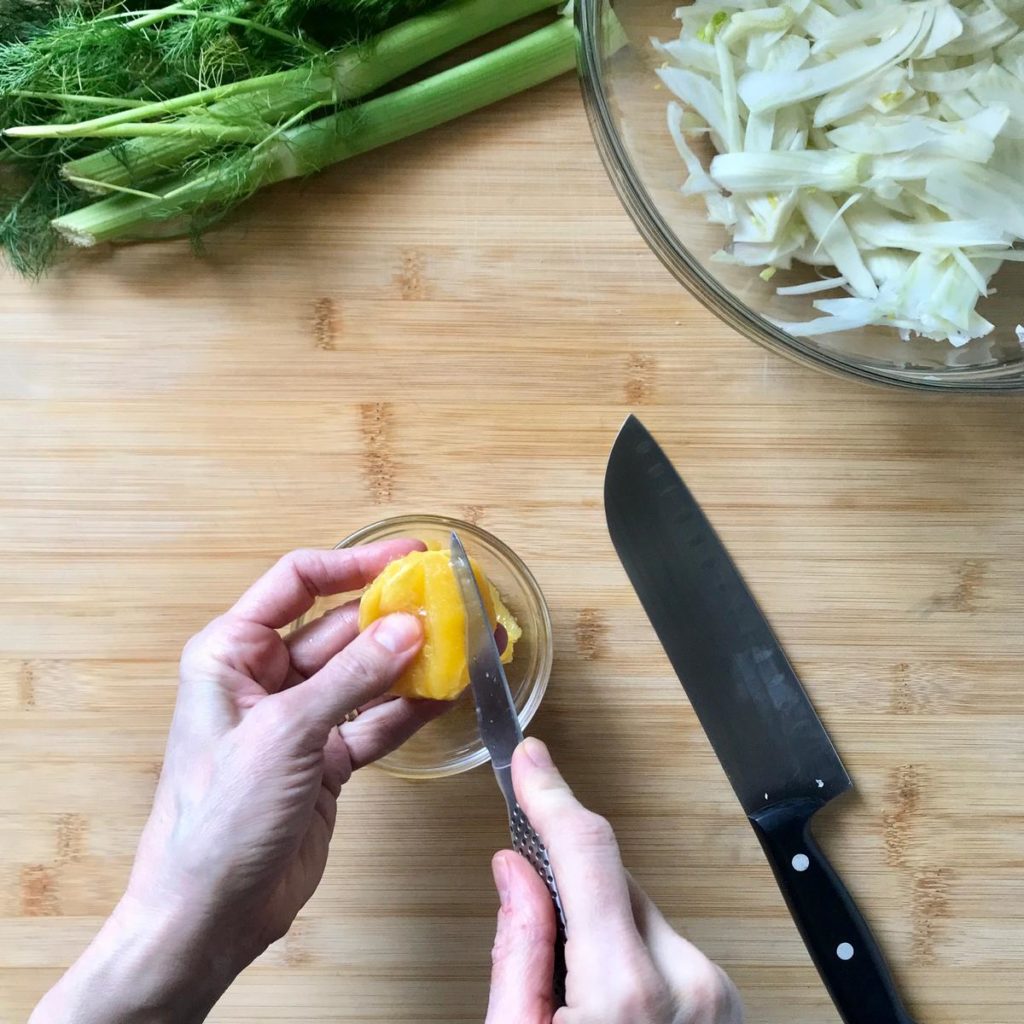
30, 540, 446, 1024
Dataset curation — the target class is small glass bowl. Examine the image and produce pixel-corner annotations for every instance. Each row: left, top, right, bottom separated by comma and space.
294, 515, 553, 779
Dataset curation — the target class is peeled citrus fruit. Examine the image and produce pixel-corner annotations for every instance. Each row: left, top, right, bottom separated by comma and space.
358, 546, 522, 701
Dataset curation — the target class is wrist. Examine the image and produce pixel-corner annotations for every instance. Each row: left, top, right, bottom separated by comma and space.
30, 894, 246, 1024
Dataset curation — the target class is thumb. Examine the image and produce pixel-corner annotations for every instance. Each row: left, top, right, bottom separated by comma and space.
274, 612, 423, 739
485, 851, 556, 1024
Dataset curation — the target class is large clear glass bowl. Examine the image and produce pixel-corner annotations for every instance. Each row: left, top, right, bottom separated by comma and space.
576, 0, 1024, 391
292, 515, 553, 780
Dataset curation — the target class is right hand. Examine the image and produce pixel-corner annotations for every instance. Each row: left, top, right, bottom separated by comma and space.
486, 738, 743, 1024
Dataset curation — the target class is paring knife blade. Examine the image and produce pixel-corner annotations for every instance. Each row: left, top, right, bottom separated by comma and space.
604, 415, 915, 1024
448, 531, 567, 1005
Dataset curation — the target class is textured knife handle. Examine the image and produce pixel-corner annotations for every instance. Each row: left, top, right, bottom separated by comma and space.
749, 798, 916, 1024
509, 801, 568, 1006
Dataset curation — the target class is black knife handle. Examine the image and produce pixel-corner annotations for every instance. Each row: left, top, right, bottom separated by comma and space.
749, 798, 916, 1024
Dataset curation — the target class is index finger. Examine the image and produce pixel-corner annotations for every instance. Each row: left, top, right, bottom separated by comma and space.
230, 540, 425, 629
511, 738, 646, 960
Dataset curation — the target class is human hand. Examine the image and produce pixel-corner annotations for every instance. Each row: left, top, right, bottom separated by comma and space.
485, 739, 743, 1024
130, 540, 449, 953
31, 540, 446, 1024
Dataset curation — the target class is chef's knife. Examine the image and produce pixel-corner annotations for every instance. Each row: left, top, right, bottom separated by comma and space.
448, 531, 567, 1006
604, 415, 914, 1024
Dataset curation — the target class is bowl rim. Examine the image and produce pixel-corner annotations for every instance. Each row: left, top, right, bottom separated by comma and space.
574, 0, 1024, 393
333, 514, 554, 780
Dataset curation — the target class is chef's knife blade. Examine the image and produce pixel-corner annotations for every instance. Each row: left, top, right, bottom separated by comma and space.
606, 415, 850, 815
604, 415, 915, 1024
448, 531, 567, 1005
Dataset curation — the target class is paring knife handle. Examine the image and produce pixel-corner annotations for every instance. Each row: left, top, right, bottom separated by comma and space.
749, 798, 916, 1024
508, 803, 568, 1007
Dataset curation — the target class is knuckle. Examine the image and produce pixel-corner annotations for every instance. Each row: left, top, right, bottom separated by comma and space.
277, 547, 316, 571
339, 641, 388, 687
676, 953, 737, 1024
278, 548, 336, 596
180, 629, 207, 666
489, 915, 513, 971
180, 619, 231, 671
488, 923, 517, 970
490, 907, 550, 969
248, 697, 324, 755
566, 808, 617, 848
183, 617, 260, 678
608, 963, 673, 1022
189, 614, 249, 654
214, 615, 257, 650
253, 697, 295, 739
267, 690, 330, 747
258, 917, 291, 951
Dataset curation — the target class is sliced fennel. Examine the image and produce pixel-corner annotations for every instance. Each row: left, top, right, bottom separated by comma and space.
657, 0, 1024, 346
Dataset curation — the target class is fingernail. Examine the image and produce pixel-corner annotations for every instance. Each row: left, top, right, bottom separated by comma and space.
492, 853, 511, 907
373, 613, 422, 654
521, 736, 553, 768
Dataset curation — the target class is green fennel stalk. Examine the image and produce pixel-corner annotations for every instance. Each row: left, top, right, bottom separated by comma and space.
53, 15, 590, 245
0, 0, 453, 275
56, 0, 557, 190
2, 0, 626, 275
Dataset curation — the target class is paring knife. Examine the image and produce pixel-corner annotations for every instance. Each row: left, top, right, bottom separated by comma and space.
448, 531, 568, 1006
604, 416, 915, 1024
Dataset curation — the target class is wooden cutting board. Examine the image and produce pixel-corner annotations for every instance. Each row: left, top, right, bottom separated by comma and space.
2, 73, 1023, 1024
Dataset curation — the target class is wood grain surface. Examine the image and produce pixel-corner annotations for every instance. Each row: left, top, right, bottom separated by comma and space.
2, 72, 1023, 1024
